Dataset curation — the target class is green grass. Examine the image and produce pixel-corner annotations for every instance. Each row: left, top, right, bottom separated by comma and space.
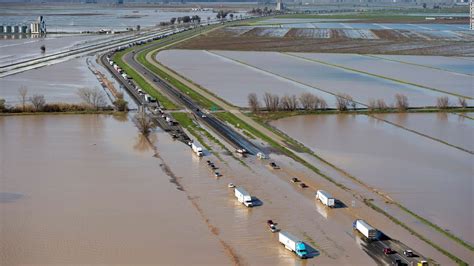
137, 53, 218, 110
253, 107, 474, 122
112, 50, 178, 110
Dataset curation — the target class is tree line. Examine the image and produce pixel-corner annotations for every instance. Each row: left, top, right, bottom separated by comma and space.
0, 86, 127, 113
248, 92, 469, 113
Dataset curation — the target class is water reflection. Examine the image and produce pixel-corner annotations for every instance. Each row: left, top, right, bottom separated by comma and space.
436, 112, 448, 121
133, 133, 156, 153
0, 192, 23, 203
111, 112, 129, 122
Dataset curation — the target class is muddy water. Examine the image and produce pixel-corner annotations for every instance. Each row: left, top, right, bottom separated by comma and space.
271, 114, 473, 244
0, 114, 230, 265
374, 112, 474, 152
0, 57, 109, 105
154, 130, 376, 265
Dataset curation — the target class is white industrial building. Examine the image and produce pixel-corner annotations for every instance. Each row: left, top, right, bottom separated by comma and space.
470, 0, 473, 30
30, 16, 46, 35
276, 0, 284, 11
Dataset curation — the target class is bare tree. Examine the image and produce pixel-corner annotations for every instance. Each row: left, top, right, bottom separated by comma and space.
18, 86, 28, 111
335, 93, 351, 111
376, 99, 388, 110
318, 97, 328, 110
395, 94, 409, 111
77, 87, 107, 110
280, 95, 291, 110
437, 96, 450, 109
368, 99, 377, 111
270, 94, 280, 112
30, 94, 46, 111
132, 112, 156, 136
113, 92, 128, 111
288, 94, 298, 111
299, 92, 317, 110
247, 93, 260, 113
0, 98, 5, 112
458, 97, 467, 108
263, 92, 272, 111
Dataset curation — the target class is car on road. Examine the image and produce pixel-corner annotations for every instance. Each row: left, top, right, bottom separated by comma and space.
269, 162, 280, 169
214, 172, 221, 177
299, 183, 308, 188
403, 250, 414, 257
383, 248, 395, 255
392, 259, 402, 265
267, 220, 277, 233
291, 177, 300, 183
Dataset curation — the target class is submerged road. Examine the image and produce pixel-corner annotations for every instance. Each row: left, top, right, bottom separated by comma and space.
120, 27, 262, 155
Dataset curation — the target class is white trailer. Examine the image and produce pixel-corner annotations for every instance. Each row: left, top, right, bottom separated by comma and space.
234, 187, 253, 207
315, 190, 335, 207
191, 142, 203, 157
278, 232, 308, 258
353, 219, 378, 240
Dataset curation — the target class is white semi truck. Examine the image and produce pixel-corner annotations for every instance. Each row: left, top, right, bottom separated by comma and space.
353, 219, 379, 240
315, 190, 335, 207
234, 187, 253, 207
191, 142, 203, 157
278, 231, 308, 259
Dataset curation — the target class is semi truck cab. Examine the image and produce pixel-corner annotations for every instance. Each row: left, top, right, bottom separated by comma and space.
295, 242, 308, 258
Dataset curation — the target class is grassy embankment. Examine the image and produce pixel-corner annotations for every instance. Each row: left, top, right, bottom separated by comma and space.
112, 49, 178, 110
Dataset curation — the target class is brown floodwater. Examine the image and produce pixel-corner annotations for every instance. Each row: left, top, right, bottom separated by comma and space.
374, 112, 474, 152
270, 114, 473, 244
0, 114, 231, 265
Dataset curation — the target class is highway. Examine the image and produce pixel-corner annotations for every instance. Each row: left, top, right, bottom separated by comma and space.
117, 26, 262, 155
0, 27, 179, 78
355, 232, 423, 265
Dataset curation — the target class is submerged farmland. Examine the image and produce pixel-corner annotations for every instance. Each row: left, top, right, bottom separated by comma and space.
270, 113, 473, 243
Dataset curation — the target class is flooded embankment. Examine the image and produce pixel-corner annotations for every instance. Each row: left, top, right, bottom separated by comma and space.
0, 114, 231, 265
0, 57, 113, 106
270, 114, 473, 244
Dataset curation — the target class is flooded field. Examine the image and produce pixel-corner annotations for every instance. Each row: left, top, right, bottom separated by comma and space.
0, 114, 231, 265
0, 4, 217, 33
158, 50, 461, 107
0, 57, 111, 105
256, 18, 470, 31
156, 49, 336, 107
290, 53, 474, 98
0, 34, 110, 66
270, 114, 473, 243
374, 112, 474, 152
375, 54, 474, 76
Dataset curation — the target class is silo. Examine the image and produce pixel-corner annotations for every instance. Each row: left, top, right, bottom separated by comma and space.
13, 25, 20, 33
21, 25, 28, 33
0, 25, 4, 33
5, 25, 12, 33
